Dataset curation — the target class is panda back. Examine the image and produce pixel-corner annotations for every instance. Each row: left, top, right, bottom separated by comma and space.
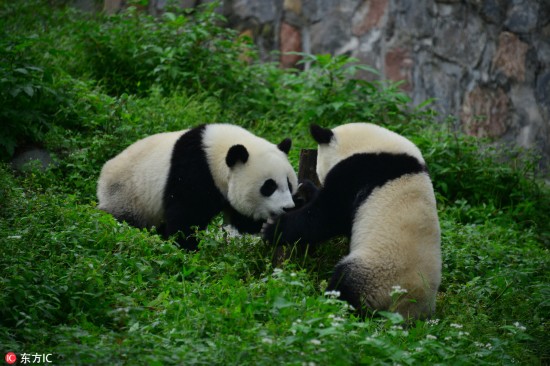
350, 172, 441, 288
97, 130, 187, 227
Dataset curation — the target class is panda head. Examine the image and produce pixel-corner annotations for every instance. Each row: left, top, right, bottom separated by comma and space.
310, 123, 425, 184
225, 138, 298, 220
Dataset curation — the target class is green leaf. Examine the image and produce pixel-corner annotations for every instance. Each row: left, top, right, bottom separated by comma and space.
22, 85, 35, 97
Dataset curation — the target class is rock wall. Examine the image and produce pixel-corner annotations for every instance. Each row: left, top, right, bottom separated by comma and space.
104, 0, 550, 168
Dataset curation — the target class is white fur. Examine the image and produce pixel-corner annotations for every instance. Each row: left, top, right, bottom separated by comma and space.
317, 123, 441, 319
316, 122, 424, 185
97, 124, 297, 228
202, 124, 297, 219
97, 131, 186, 227
345, 174, 441, 318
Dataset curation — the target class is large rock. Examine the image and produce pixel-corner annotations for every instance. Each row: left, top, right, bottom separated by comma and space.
280, 22, 302, 68
504, 0, 539, 34
351, 0, 389, 36
461, 86, 509, 138
492, 32, 530, 82
432, 4, 487, 66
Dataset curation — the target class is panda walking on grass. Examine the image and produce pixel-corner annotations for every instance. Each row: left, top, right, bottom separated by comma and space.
97, 123, 298, 251
263, 123, 441, 320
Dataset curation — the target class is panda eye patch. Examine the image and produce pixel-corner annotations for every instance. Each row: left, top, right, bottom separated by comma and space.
260, 179, 278, 197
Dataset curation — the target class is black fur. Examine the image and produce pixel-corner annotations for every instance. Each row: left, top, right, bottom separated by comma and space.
163, 125, 280, 250
277, 138, 292, 154
226, 144, 249, 167
291, 179, 319, 209
223, 205, 264, 233
260, 178, 277, 197
310, 124, 334, 144
327, 260, 375, 317
163, 125, 225, 250
262, 152, 427, 247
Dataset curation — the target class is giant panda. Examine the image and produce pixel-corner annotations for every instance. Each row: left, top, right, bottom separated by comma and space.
97, 123, 298, 250
262, 123, 441, 320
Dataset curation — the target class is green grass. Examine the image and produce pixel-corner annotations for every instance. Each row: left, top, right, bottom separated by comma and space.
1, 1, 549, 364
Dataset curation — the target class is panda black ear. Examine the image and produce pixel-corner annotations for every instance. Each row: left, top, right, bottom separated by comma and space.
310, 124, 334, 144
277, 138, 292, 154
226, 144, 249, 168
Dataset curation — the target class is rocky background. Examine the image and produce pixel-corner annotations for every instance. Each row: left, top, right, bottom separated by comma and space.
101, 0, 550, 170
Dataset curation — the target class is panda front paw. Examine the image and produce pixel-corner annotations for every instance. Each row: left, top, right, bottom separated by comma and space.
293, 179, 319, 209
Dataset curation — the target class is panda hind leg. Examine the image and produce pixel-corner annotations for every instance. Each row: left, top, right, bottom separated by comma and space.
327, 259, 375, 318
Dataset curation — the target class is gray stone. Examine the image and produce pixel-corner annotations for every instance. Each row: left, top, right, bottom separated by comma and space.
310, 11, 351, 54
504, 0, 539, 33
391, 0, 435, 38
353, 29, 384, 80
11, 148, 54, 172
479, 0, 506, 24
536, 70, 550, 121
433, 5, 487, 66
302, 0, 360, 23
302, 0, 337, 22
416, 60, 464, 116
228, 0, 279, 23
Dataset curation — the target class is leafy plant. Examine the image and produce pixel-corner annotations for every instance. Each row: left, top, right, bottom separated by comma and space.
0, 36, 68, 157
80, 2, 255, 98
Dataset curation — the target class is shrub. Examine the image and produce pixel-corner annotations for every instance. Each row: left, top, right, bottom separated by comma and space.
80, 2, 255, 98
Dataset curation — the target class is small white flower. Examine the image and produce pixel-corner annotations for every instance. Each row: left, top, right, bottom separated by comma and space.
261, 337, 273, 344
415, 347, 423, 352
272, 268, 283, 275
324, 290, 341, 298
450, 323, 463, 329
445, 336, 452, 341
485, 343, 492, 349
458, 331, 470, 337
390, 285, 408, 296
426, 334, 437, 340
426, 318, 440, 326
290, 272, 297, 277
513, 322, 526, 331
310, 339, 321, 345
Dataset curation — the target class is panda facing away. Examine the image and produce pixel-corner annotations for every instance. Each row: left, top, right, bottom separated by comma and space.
262, 123, 441, 320
97, 123, 298, 251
